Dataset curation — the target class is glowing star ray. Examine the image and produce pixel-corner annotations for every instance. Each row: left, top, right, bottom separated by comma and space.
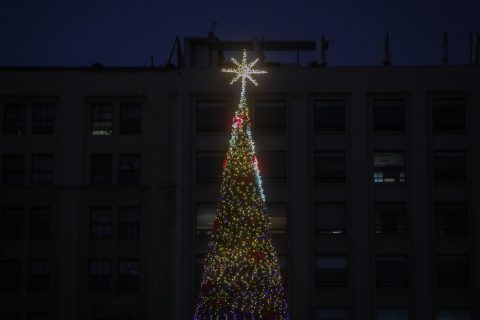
221, 49, 267, 93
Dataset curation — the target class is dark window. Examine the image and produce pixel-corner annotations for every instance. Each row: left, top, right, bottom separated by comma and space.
376, 255, 408, 288
195, 255, 204, 288
119, 207, 139, 239
375, 202, 407, 235
3, 103, 26, 135
377, 309, 409, 320
436, 202, 468, 235
30, 207, 52, 240
0, 260, 21, 292
316, 308, 348, 320
88, 260, 111, 292
119, 154, 141, 185
196, 100, 228, 132
90, 207, 112, 239
278, 254, 287, 287
313, 99, 346, 131
31, 154, 53, 185
91, 104, 113, 136
437, 309, 471, 320
0, 207, 23, 240
373, 152, 406, 183
268, 202, 287, 234
315, 203, 346, 235
372, 99, 405, 131
254, 100, 287, 132
196, 203, 216, 235
2, 154, 25, 186
257, 152, 287, 182
28, 260, 50, 292
32, 103, 55, 134
26, 313, 49, 320
314, 151, 346, 183
316, 255, 347, 287
90, 154, 113, 185
432, 98, 466, 131
434, 151, 466, 183
119, 103, 141, 134
118, 259, 139, 292
437, 255, 470, 288
196, 152, 224, 182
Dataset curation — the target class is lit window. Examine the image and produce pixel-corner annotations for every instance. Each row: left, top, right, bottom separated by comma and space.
118, 259, 139, 292
196, 100, 228, 132
196, 203, 216, 235
196, 152, 224, 182
2, 154, 25, 186
257, 152, 287, 182
313, 99, 346, 131
437, 255, 470, 288
432, 98, 466, 131
119, 207, 140, 240
90, 154, 112, 185
31, 154, 53, 185
91, 104, 113, 135
30, 207, 52, 240
376, 255, 408, 288
119, 103, 141, 134
377, 309, 409, 320
32, 103, 55, 134
435, 202, 468, 235
314, 152, 346, 183
0, 260, 21, 293
268, 202, 287, 234
316, 308, 348, 320
315, 203, 346, 235
375, 202, 406, 235
119, 154, 141, 185
254, 100, 287, 132
0, 207, 23, 240
88, 259, 111, 292
3, 103, 26, 135
28, 260, 50, 292
89, 207, 112, 239
437, 309, 471, 320
434, 151, 466, 183
315, 255, 347, 287
373, 152, 406, 183
372, 99, 405, 131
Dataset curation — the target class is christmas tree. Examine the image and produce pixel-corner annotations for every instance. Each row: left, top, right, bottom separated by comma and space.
194, 50, 289, 320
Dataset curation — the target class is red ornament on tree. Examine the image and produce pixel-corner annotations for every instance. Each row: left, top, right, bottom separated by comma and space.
252, 251, 266, 264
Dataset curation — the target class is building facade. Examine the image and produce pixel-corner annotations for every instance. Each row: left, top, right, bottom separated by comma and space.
0, 37, 479, 320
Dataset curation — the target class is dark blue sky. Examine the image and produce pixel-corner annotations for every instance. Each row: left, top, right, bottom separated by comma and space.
1, 0, 479, 66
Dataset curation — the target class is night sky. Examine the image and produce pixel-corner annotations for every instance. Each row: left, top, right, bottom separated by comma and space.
1, 0, 479, 67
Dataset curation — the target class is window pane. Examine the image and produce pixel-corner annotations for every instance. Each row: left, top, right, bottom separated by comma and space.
315, 152, 346, 183
88, 259, 111, 292
375, 202, 406, 235
119, 103, 141, 134
118, 259, 139, 292
316, 308, 348, 320
0, 207, 23, 240
119, 207, 140, 239
28, 260, 50, 292
437, 255, 470, 288
373, 152, 406, 183
3, 103, 26, 135
32, 103, 55, 135
2, 154, 25, 186
0, 260, 21, 292
432, 98, 466, 131
376, 255, 408, 288
268, 202, 287, 234
90, 154, 112, 185
90, 207, 112, 239
31, 154, 54, 185
316, 255, 347, 287
314, 99, 346, 131
436, 202, 468, 235
438, 309, 471, 320
91, 104, 113, 136
377, 309, 409, 320
196, 203, 216, 235
119, 154, 141, 185
315, 203, 346, 234
30, 207, 52, 240
434, 151, 466, 183
196, 100, 228, 132
372, 99, 405, 131
254, 100, 287, 132
196, 153, 224, 182
257, 152, 287, 182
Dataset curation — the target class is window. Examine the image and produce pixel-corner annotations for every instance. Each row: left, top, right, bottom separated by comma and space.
436, 202, 468, 235
119, 154, 141, 185
2, 154, 25, 186
375, 202, 406, 235
315, 203, 346, 235
372, 99, 405, 131
254, 100, 287, 132
119, 207, 139, 239
0, 207, 23, 240
376, 255, 408, 288
30, 207, 52, 240
196, 203, 216, 235
313, 99, 346, 131
0, 260, 21, 292
91, 104, 113, 135
434, 151, 466, 183
314, 152, 346, 183
315, 255, 347, 287
195, 255, 205, 288
373, 152, 406, 183
32, 103, 55, 134
316, 308, 348, 320
196, 100, 228, 132
268, 203, 287, 234
257, 152, 287, 182
88, 259, 111, 292
377, 309, 409, 320
31, 154, 53, 185
278, 254, 287, 286
3, 103, 26, 135
437, 309, 471, 320
196, 152, 224, 182
432, 98, 466, 131
90, 154, 113, 185
28, 260, 50, 292
90, 207, 112, 239
119, 103, 141, 134
118, 259, 139, 292
437, 255, 470, 288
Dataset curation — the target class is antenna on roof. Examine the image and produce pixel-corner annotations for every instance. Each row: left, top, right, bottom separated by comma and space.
471, 32, 480, 65
383, 33, 392, 66
208, 17, 219, 39
317, 35, 334, 67
441, 32, 449, 65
